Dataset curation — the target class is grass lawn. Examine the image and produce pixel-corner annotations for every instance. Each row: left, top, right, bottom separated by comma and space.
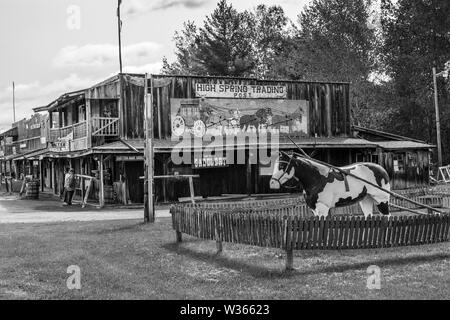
0, 218, 449, 300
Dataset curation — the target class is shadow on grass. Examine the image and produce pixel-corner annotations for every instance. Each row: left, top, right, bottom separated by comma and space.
75, 222, 149, 235
163, 242, 288, 279
163, 240, 450, 279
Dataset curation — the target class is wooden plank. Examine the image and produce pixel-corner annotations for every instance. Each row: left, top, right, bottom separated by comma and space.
357, 217, 364, 249
327, 217, 334, 250
318, 216, 325, 249
423, 215, 430, 244
323, 217, 330, 250
301, 218, 308, 250
312, 217, 319, 249
307, 217, 314, 250
444, 215, 450, 242
334, 217, 341, 250
362, 217, 369, 249
293, 216, 299, 250
348, 216, 355, 249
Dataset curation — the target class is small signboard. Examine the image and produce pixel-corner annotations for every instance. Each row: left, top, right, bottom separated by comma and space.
116, 155, 144, 162
193, 155, 228, 169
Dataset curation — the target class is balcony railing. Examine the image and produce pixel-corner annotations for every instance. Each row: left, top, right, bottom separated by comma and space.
92, 117, 119, 136
49, 121, 87, 142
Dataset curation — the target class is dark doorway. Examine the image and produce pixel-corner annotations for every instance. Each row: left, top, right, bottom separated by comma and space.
125, 161, 144, 203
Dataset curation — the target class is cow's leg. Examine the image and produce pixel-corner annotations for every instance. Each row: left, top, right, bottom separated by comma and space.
313, 202, 330, 218
359, 196, 374, 218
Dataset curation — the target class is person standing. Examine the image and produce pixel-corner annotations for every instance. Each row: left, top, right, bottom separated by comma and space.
63, 168, 76, 206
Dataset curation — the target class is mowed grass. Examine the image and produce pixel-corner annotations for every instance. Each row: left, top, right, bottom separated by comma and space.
0, 218, 449, 300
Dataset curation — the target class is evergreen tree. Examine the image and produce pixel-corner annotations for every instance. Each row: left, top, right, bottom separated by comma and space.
195, 0, 254, 76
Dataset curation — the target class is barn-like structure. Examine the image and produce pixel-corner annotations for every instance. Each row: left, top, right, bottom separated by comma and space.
147, 75, 435, 202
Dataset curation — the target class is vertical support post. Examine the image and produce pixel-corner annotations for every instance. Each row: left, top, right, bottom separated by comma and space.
325, 84, 332, 137
86, 98, 92, 149
246, 151, 252, 196
39, 160, 43, 192
99, 155, 105, 208
144, 73, 155, 223
51, 160, 56, 195
176, 231, 183, 243
433, 67, 443, 167
189, 176, 195, 204
285, 249, 294, 271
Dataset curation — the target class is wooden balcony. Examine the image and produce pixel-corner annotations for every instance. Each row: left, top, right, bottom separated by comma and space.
92, 117, 119, 137
49, 121, 87, 142
49, 121, 87, 152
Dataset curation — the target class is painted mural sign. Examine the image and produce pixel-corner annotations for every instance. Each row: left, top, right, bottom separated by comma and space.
170, 98, 309, 138
195, 83, 287, 99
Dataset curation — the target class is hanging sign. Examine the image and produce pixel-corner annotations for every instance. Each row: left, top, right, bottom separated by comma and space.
195, 83, 287, 99
193, 155, 228, 169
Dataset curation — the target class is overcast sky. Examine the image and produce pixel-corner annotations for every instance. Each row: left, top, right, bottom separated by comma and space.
0, 0, 311, 132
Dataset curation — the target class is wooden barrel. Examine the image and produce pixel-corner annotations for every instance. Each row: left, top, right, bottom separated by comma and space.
104, 185, 114, 204
25, 180, 39, 199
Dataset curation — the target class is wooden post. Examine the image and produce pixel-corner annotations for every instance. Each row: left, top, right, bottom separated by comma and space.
176, 231, 182, 243
189, 176, 195, 204
39, 160, 43, 192
285, 249, 294, 271
325, 84, 332, 137
99, 155, 105, 208
433, 67, 443, 167
144, 73, 155, 223
215, 213, 223, 254
86, 98, 92, 149
51, 160, 56, 195
246, 152, 252, 196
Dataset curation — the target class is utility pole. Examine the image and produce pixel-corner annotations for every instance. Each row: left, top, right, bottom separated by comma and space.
433, 67, 442, 167
144, 74, 155, 223
12, 81, 16, 123
117, 0, 123, 73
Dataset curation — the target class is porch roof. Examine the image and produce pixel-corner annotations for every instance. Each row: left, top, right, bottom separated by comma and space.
376, 141, 435, 150
89, 137, 378, 154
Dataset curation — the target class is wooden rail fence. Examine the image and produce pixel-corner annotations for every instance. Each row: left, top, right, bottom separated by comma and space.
171, 204, 450, 270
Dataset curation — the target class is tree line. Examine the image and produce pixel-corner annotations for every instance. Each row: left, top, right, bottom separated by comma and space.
162, 0, 450, 164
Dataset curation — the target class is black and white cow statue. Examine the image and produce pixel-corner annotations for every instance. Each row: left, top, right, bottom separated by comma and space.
270, 152, 391, 218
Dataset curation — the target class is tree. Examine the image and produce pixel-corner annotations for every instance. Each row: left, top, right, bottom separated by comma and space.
161, 21, 206, 75
195, 0, 255, 76
381, 0, 450, 161
247, 4, 290, 78
277, 0, 383, 128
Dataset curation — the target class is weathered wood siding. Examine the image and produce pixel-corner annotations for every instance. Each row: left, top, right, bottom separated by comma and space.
382, 150, 430, 190
151, 75, 351, 139
120, 74, 145, 140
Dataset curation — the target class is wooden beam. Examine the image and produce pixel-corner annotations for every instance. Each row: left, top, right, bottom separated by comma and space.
86, 99, 92, 149
99, 155, 105, 208
189, 176, 195, 204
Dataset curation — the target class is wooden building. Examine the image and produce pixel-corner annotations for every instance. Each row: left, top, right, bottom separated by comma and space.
32, 73, 146, 204
146, 75, 390, 202
352, 126, 434, 189
1, 73, 435, 204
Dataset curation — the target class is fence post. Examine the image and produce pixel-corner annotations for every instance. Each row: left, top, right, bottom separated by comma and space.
284, 215, 294, 271
215, 212, 223, 254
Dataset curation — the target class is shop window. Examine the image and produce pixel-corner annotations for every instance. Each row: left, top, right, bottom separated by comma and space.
393, 154, 405, 173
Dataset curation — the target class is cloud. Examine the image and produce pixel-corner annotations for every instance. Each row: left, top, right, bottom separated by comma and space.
53, 42, 162, 68
122, 62, 163, 74
0, 74, 104, 132
123, 0, 209, 16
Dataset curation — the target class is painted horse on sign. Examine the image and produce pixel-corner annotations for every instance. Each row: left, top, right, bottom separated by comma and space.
270, 152, 391, 218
